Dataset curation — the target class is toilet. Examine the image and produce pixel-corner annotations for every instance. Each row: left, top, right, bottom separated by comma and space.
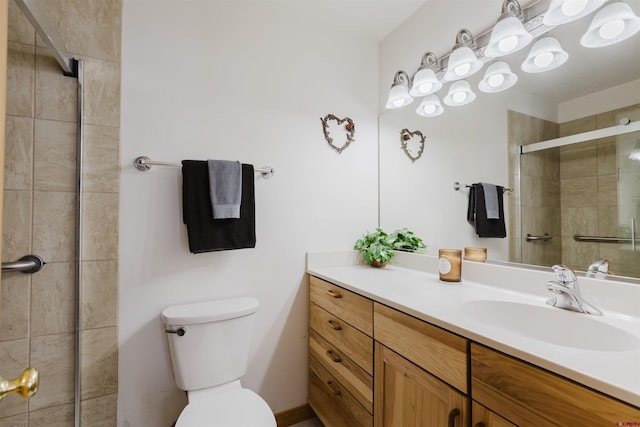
161, 297, 276, 427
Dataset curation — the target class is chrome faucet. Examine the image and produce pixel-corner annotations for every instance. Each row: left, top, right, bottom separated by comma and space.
546, 265, 602, 316
587, 257, 611, 276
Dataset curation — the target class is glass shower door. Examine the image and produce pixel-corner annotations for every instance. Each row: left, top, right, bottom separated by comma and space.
616, 127, 640, 277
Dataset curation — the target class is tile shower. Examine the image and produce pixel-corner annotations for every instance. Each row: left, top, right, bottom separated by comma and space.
1, 0, 121, 424
510, 104, 640, 279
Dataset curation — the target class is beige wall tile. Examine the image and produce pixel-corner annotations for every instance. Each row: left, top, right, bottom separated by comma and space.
0, 339, 29, 418
596, 137, 616, 176
559, 144, 597, 179
81, 394, 117, 427
559, 115, 596, 138
83, 125, 120, 193
35, 48, 78, 123
598, 206, 618, 237
29, 334, 75, 411
32, 191, 76, 263
26, 404, 74, 427
81, 327, 118, 400
82, 260, 118, 329
34, 119, 77, 191
6, 42, 35, 118
31, 262, 75, 336
560, 176, 598, 208
4, 116, 33, 191
82, 192, 119, 261
0, 272, 30, 341
561, 206, 598, 236
597, 173, 617, 207
0, 413, 28, 426
561, 236, 598, 272
83, 59, 120, 127
39, 0, 122, 62
8, 0, 36, 45
2, 190, 32, 261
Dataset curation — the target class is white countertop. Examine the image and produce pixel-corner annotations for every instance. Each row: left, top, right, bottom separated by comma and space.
306, 250, 640, 408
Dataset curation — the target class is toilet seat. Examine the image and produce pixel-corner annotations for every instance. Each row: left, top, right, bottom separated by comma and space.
175, 388, 276, 427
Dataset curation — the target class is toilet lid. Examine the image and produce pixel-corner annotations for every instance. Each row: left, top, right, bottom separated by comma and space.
176, 388, 276, 427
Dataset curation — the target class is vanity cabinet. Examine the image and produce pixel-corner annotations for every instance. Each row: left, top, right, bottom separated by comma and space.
471, 343, 640, 426
471, 401, 517, 427
308, 276, 373, 427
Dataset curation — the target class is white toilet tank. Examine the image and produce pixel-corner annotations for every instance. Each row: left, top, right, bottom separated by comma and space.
161, 297, 259, 391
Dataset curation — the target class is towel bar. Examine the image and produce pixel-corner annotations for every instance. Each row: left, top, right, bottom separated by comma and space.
134, 156, 275, 179
453, 181, 513, 192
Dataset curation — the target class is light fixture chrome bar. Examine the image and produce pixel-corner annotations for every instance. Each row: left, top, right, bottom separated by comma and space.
13, 0, 76, 76
521, 120, 640, 154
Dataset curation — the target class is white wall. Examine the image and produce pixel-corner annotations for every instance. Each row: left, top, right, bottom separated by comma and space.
378, 0, 555, 261
119, 2, 379, 425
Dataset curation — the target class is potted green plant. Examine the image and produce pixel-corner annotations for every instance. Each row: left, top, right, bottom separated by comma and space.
390, 228, 427, 253
353, 228, 395, 267
354, 227, 427, 267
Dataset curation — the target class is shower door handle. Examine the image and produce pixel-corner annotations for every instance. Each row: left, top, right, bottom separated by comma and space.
0, 368, 39, 401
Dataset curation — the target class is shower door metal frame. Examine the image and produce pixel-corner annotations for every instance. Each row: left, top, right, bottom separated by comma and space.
12, 2, 83, 426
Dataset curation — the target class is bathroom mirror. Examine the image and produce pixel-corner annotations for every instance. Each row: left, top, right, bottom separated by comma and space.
379, 0, 640, 280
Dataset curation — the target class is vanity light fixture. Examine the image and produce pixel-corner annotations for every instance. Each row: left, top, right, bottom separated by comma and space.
385, 71, 414, 109
416, 94, 444, 117
444, 80, 476, 106
409, 52, 443, 97
521, 36, 568, 73
485, 0, 533, 58
543, 0, 608, 26
580, 2, 640, 48
443, 29, 484, 81
479, 61, 518, 93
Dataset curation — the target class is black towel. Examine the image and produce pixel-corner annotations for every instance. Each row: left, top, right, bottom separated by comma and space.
182, 160, 256, 253
467, 183, 506, 238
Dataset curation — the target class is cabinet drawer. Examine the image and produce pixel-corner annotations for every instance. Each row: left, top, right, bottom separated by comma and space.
309, 355, 373, 427
310, 276, 373, 336
374, 302, 468, 393
310, 303, 373, 374
309, 329, 373, 412
471, 343, 640, 426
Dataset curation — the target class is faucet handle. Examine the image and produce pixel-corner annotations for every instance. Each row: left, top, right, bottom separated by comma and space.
551, 264, 577, 284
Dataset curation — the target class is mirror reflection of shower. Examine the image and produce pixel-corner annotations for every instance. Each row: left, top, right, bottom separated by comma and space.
518, 109, 640, 279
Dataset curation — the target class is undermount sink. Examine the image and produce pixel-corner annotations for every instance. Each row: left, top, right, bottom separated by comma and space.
461, 300, 640, 352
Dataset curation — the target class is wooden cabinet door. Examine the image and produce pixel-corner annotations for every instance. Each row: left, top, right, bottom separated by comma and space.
471, 401, 517, 427
374, 342, 468, 427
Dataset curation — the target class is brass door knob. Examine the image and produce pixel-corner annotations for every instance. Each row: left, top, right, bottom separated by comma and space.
0, 368, 39, 400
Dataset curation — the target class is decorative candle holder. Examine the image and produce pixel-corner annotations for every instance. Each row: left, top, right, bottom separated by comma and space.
438, 249, 462, 282
464, 247, 487, 262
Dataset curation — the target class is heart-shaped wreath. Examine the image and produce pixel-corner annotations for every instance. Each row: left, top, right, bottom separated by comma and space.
400, 128, 425, 162
321, 114, 355, 154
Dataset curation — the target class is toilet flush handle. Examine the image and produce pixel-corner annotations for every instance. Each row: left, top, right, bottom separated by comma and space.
165, 327, 186, 336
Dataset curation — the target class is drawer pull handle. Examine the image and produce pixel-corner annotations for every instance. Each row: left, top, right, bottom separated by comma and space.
473, 423, 486, 427
326, 381, 341, 396
326, 290, 342, 298
327, 320, 342, 330
326, 350, 342, 363
448, 408, 460, 427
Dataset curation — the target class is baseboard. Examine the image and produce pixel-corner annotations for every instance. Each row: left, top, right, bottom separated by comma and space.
274, 404, 316, 427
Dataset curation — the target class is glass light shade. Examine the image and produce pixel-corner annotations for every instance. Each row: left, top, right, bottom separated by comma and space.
444, 80, 476, 106
444, 46, 483, 81
385, 83, 414, 109
416, 94, 444, 117
521, 37, 569, 73
479, 61, 518, 93
543, 0, 608, 26
409, 68, 443, 97
580, 2, 640, 48
485, 16, 533, 57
